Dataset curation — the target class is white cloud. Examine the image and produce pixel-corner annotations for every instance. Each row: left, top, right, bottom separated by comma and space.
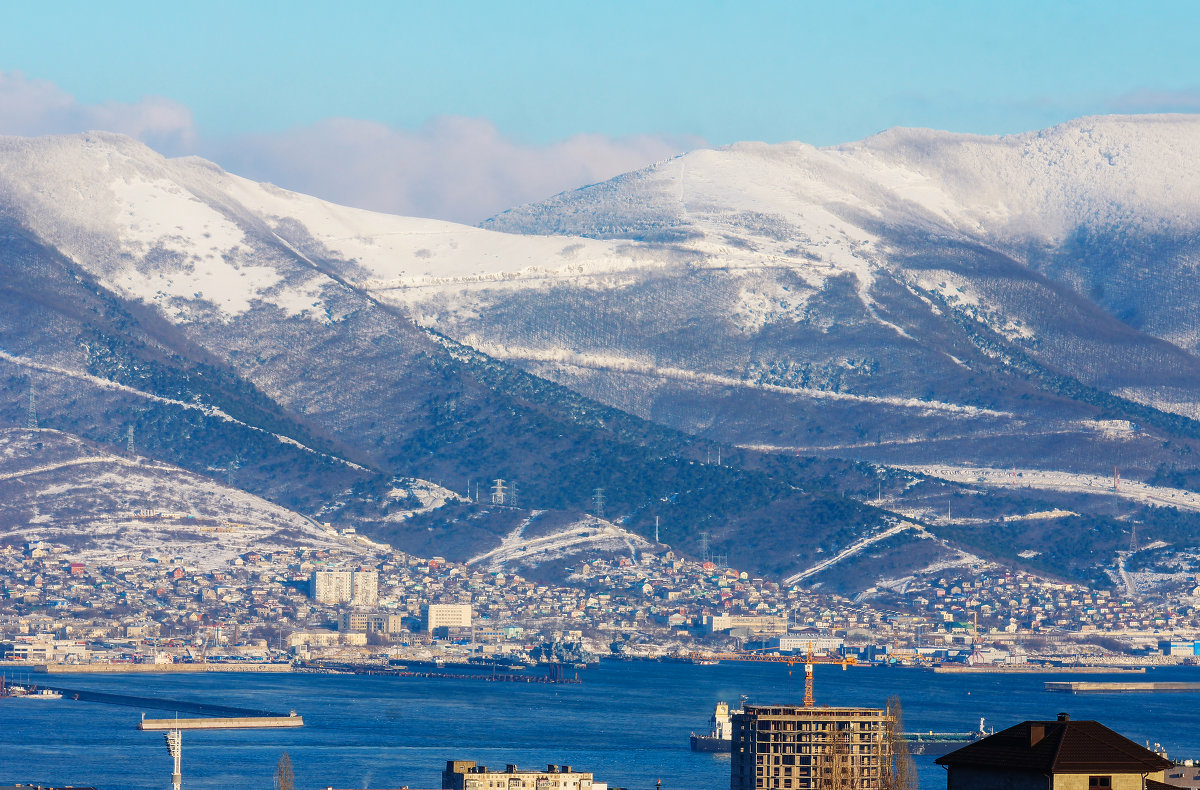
0, 72, 195, 152
1108, 88, 1200, 113
203, 116, 703, 224
0, 71, 703, 224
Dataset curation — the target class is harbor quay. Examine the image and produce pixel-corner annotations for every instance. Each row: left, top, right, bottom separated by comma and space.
6, 660, 1200, 789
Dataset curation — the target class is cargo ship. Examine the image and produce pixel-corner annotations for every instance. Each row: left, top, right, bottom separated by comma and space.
903, 718, 990, 756
690, 701, 736, 752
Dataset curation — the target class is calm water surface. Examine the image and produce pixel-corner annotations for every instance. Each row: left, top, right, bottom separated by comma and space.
3, 662, 1200, 790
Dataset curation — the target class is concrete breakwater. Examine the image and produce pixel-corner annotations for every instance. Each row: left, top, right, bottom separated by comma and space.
934, 665, 1146, 674
35, 684, 284, 717
37, 662, 293, 674
139, 715, 304, 730
1046, 681, 1200, 693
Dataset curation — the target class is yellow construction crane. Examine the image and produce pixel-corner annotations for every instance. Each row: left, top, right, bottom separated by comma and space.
701, 644, 856, 707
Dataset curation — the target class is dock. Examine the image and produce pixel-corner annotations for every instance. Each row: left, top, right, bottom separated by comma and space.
1046, 681, 1200, 693
934, 665, 1145, 674
139, 715, 303, 730
37, 662, 292, 674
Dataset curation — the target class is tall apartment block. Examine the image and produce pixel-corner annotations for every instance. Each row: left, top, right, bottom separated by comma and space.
731, 704, 894, 790
310, 569, 379, 606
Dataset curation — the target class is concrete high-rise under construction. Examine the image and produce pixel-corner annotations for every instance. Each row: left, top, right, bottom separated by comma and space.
731, 704, 895, 790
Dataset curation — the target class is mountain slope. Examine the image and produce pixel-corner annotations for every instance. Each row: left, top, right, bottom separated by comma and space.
4, 122, 1200, 592
0, 132, 914, 584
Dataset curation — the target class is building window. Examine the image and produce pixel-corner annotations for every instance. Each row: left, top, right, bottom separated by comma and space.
1088, 778, 1111, 788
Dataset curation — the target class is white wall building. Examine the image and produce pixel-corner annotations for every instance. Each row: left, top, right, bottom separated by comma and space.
310, 569, 378, 606
426, 603, 472, 632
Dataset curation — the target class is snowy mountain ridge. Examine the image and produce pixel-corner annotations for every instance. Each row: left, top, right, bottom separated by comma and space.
3, 117, 1200, 588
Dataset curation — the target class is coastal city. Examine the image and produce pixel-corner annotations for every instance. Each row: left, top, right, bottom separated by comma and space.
4, 531, 1200, 670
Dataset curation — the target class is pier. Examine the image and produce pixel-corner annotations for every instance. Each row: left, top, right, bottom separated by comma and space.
1046, 681, 1200, 693
304, 661, 581, 683
37, 662, 293, 674
934, 665, 1146, 674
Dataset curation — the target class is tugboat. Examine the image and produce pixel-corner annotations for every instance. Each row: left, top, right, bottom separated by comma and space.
690, 701, 735, 752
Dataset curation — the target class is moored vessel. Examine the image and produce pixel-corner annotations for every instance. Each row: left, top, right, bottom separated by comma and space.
903, 718, 989, 756
690, 701, 735, 752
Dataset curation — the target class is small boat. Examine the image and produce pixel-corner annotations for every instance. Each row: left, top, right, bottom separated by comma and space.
19, 688, 63, 700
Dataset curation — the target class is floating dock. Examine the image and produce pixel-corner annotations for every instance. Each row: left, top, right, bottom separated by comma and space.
1046, 681, 1200, 693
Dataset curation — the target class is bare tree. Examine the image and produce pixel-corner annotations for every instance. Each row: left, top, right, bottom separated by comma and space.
274, 752, 294, 790
884, 697, 918, 790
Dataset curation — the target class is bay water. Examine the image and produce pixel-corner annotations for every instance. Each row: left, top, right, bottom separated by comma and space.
3, 662, 1199, 790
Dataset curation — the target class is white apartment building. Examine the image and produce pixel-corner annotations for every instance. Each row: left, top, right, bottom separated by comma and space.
310, 569, 378, 606
426, 603, 472, 632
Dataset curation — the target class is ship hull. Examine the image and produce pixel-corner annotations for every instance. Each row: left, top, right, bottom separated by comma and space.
690, 734, 731, 753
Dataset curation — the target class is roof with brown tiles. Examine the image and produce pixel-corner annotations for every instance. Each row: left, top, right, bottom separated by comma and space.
935, 715, 1173, 775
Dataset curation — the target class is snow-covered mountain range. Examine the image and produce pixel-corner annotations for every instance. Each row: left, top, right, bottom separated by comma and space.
2, 117, 1200, 589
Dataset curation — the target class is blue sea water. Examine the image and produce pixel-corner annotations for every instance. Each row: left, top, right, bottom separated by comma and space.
3, 662, 1200, 790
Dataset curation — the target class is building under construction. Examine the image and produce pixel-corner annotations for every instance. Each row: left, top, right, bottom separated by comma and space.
730, 704, 895, 790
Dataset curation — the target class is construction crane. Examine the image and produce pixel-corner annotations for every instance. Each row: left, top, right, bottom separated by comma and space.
700, 645, 857, 707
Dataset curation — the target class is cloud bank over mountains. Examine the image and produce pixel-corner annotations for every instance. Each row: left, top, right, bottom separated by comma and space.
0, 71, 701, 223
207, 116, 703, 225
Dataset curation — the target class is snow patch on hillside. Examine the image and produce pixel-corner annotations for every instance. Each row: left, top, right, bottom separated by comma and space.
896, 464, 1200, 512
110, 174, 248, 256
0, 430, 364, 569
468, 341, 1012, 418
468, 512, 650, 571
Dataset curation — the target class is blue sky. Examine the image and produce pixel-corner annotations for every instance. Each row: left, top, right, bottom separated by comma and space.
1, 1, 1197, 220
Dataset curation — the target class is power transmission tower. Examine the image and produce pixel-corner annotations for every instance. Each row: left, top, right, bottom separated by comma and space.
699, 531, 709, 562
491, 479, 507, 505
127, 424, 136, 456
226, 455, 242, 487
508, 480, 519, 509
592, 488, 606, 519
26, 383, 37, 430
